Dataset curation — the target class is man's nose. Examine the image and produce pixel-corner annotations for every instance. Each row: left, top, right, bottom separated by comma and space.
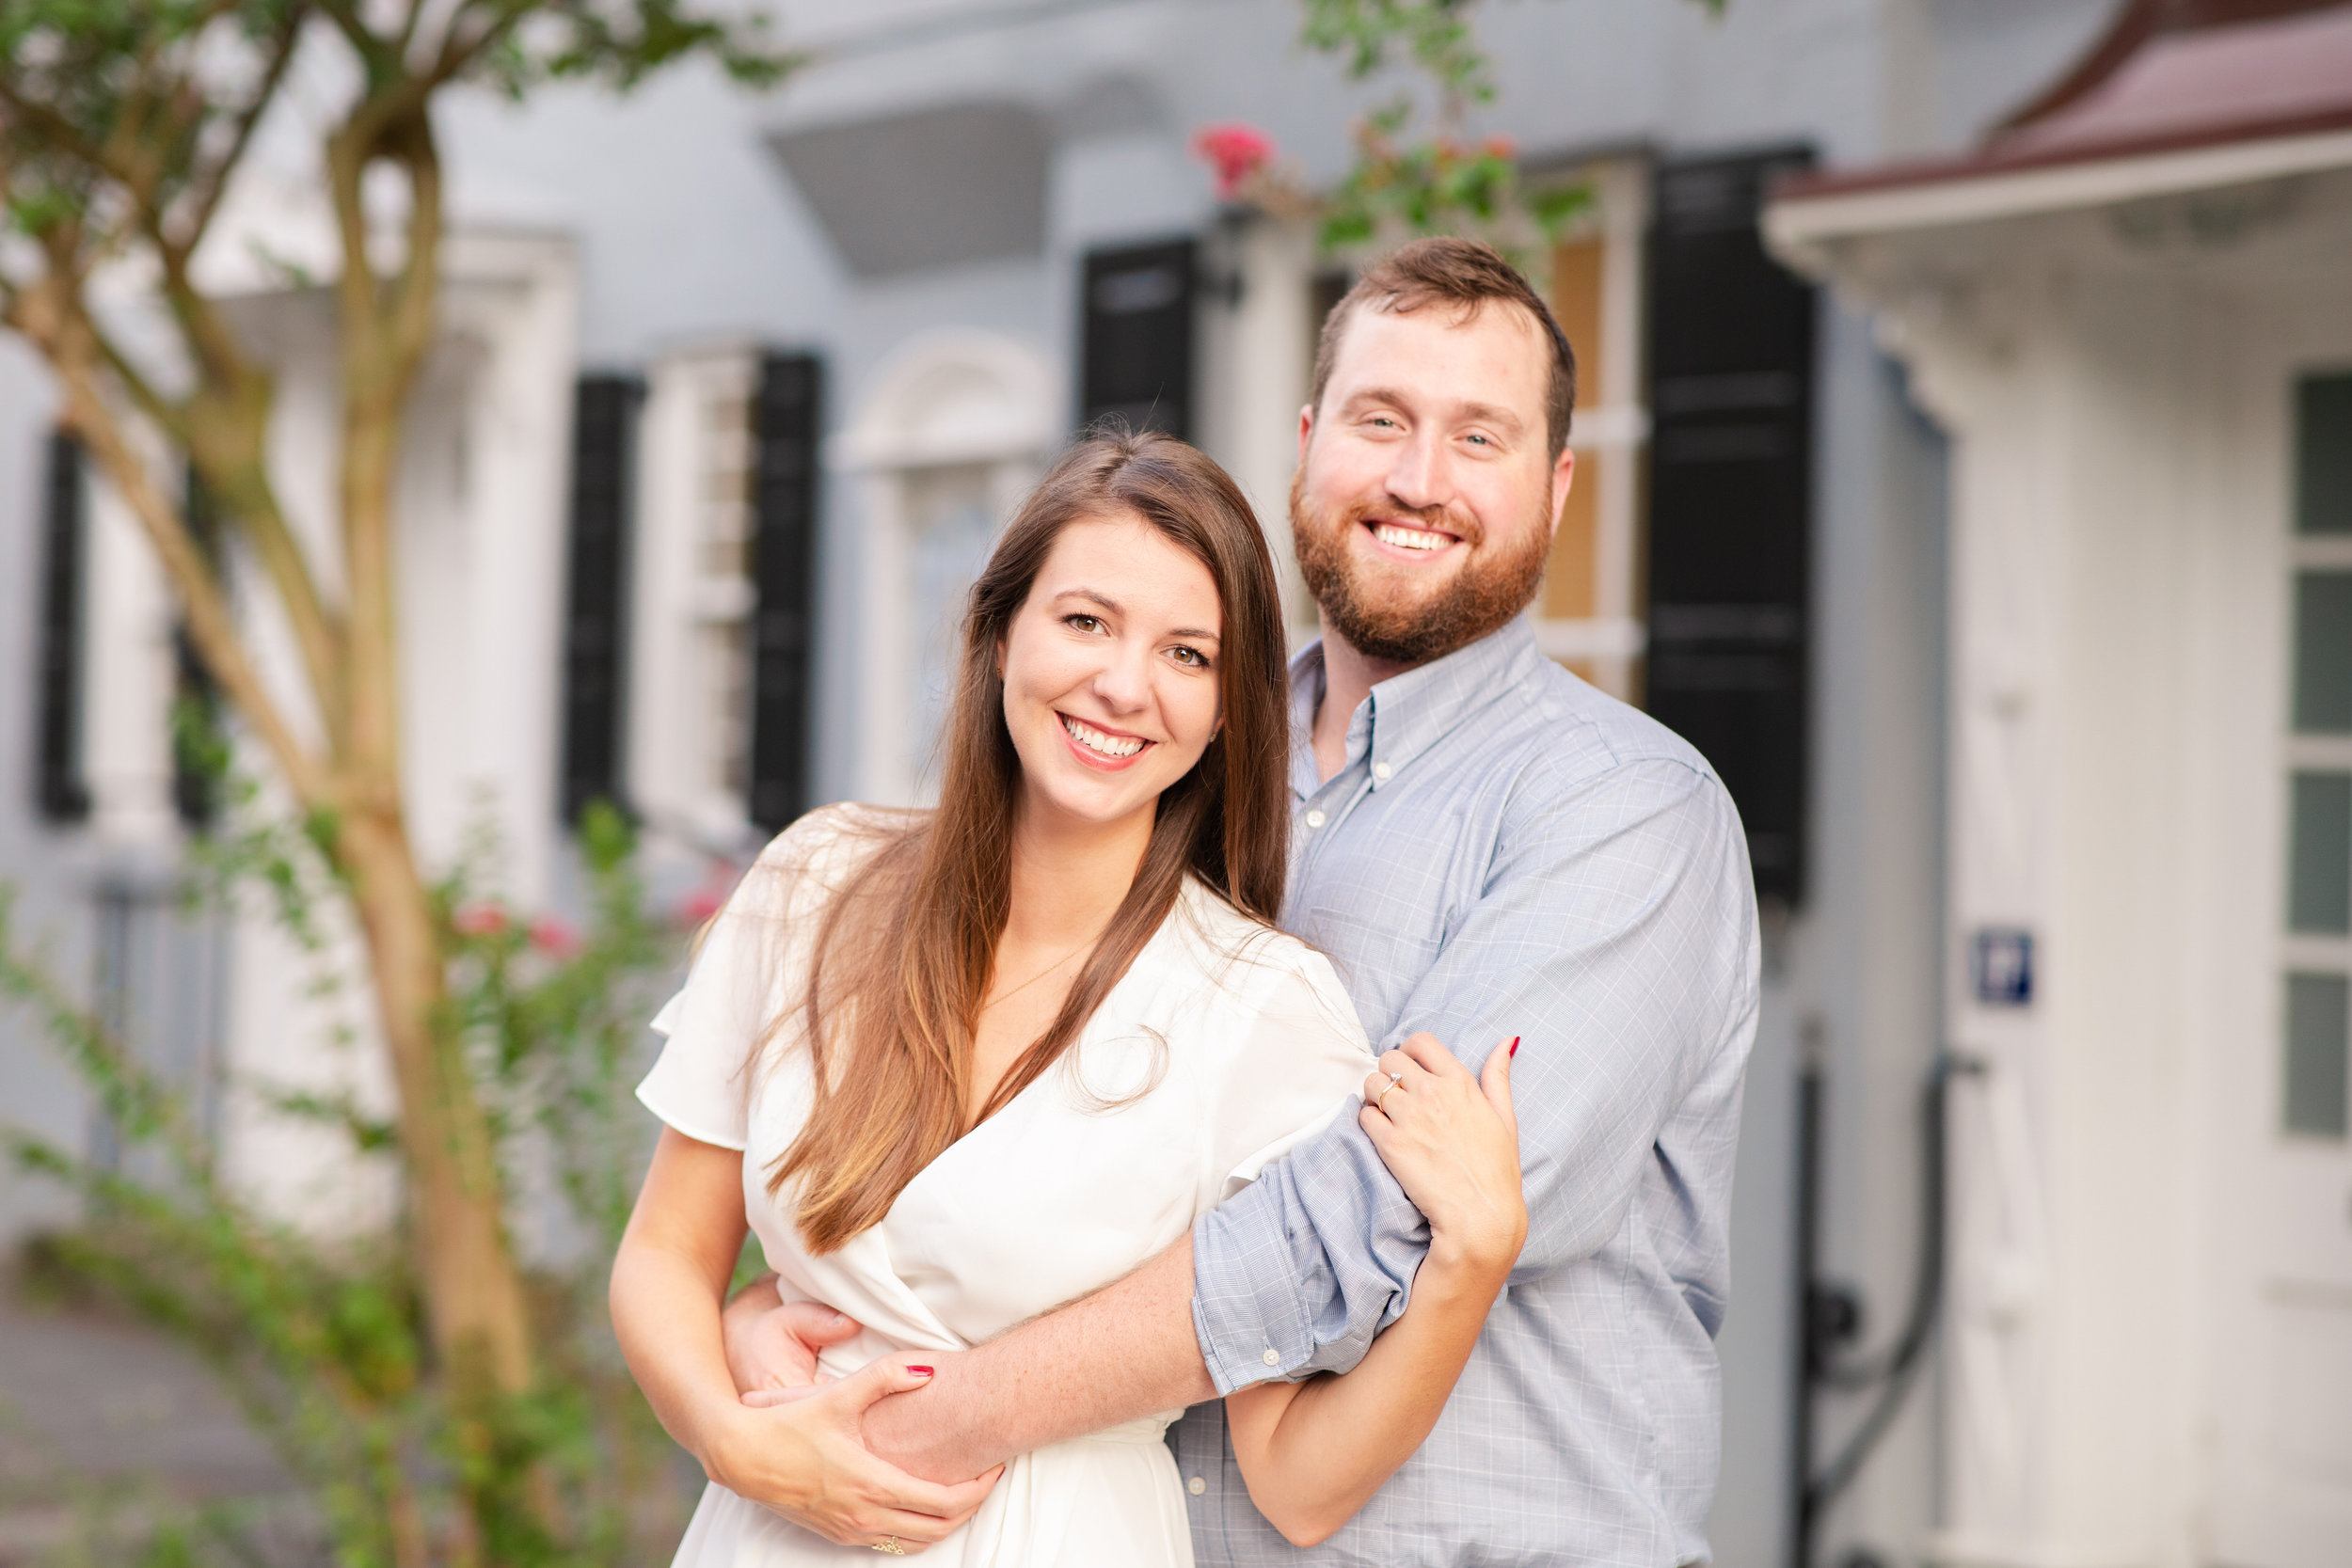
1384, 429, 1453, 514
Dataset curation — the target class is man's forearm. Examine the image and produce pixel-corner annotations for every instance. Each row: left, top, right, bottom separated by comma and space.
860, 1237, 1217, 1482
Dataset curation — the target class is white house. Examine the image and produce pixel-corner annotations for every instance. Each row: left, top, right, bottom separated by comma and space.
15, 1, 2311, 1563
1770, 4, 2352, 1563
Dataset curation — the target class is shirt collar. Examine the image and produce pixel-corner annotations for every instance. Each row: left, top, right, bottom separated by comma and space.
1286, 617, 1545, 795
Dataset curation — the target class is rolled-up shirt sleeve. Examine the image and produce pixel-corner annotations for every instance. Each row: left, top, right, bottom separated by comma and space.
1190, 756, 1758, 1392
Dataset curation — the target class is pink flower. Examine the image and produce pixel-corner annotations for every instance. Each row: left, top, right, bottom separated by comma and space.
453, 903, 507, 938
675, 887, 725, 927
1481, 134, 1518, 161
529, 918, 581, 959
1192, 122, 1275, 200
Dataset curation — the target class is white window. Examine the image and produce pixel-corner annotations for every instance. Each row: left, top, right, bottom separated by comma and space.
631, 345, 763, 845
834, 332, 1056, 805
1533, 156, 1651, 702
2282, 369, 2352, 1142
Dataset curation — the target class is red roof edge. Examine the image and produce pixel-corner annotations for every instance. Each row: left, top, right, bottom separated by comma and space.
1994, 0, 2337, 135
1775, 102, 2352, 203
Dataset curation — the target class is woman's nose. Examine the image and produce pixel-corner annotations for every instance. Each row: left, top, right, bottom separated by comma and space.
1090, 639, 1153, 712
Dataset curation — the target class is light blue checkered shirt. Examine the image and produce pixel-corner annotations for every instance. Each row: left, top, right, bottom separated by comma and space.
1176, 619, 1760, 1566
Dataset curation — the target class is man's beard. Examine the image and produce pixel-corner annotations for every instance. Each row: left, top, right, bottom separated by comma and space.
1290, 471, 1551, 667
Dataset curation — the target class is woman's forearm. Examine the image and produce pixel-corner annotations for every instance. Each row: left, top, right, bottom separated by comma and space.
610, 1235, 747, 1469
1223, 1241, 1508, 1546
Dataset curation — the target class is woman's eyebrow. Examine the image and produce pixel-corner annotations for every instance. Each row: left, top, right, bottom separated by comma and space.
1053, 588, 1219, 641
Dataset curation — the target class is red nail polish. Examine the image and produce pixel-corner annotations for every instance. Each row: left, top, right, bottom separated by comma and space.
1508, 1036, 1520, 1057
907, 1365, 935, 1376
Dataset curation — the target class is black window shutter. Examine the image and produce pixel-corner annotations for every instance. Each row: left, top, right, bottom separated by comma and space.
35, 430, 91, 824
560, 374, 644, 825
747, 353, 823, 833
1644, 146, 1819, 906
1080, 240, 1196, 439
171, 472, 224, 832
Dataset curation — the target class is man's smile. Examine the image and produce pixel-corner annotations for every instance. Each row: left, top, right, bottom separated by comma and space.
1363, 518, 1463, 559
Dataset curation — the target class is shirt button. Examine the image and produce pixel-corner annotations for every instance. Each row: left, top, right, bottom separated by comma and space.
1304, 810, 1327, 830
1373, 762, 1392, 783
1262, 1347, 1280, 1366
1187, 1476, 1207, 1496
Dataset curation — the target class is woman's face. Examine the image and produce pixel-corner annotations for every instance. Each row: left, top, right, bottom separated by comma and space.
999, 510, 1225, 835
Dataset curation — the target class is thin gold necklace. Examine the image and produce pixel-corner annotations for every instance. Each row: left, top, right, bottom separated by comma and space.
981, 937, 1097, 1011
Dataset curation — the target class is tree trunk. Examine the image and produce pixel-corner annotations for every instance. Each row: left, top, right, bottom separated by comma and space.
340, 801, 536, 1394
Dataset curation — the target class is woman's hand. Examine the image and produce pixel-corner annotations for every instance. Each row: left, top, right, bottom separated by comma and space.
723, 1279, 864, 1398
702, 1354, 1004, 1553
1359, 1033, 1525, 1278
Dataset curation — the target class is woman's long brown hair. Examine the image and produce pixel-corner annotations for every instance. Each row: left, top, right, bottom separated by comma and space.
767, 427, 1293, 1253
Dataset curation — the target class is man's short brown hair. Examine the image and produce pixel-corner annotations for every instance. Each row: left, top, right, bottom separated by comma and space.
1309, 237, 1578, 463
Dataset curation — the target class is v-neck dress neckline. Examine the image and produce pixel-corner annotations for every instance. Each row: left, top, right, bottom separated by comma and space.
635, 805, 1375, 1568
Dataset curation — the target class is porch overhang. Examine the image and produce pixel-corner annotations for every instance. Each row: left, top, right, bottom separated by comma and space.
1765, 122, 2352, 261
1765, 0, 2352, 259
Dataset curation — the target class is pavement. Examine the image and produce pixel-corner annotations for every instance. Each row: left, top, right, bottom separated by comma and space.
0, 1273, 304, 1563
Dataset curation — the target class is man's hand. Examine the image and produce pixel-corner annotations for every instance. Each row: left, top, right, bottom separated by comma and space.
723, 1275, 866, 1399
855, 1242, 1217, 1485
704, 1355, 1003, 1551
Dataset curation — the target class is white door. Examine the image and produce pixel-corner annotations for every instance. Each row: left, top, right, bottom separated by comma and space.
2216, 366, 2352, 1566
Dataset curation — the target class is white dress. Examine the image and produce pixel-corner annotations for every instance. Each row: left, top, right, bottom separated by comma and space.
636, 805, 1374, 1568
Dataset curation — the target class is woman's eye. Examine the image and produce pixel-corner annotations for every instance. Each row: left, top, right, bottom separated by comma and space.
1065, 614, 1104, 633
1169, 646, 1210, 668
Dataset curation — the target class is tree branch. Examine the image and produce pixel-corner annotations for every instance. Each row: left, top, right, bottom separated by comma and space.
173, 10, 307, 255
430, 0, 526, 86
87, 326, 186, 445
7, 266, 331, 809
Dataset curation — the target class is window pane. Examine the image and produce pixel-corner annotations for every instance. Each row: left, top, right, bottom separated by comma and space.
2297, 372, 2352, 535
2293, 572, 2352, 732
2285, 972, 2351, 1139
1543, 450, 1601, 620
2290, 771, 2352, 932
1551, 237, 1607, 405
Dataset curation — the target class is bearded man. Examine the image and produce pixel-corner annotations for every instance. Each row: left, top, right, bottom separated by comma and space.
725, 237, 1760, 1566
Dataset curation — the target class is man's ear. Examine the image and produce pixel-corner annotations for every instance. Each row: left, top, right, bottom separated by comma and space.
1296, 404, 1315, 467
1547, 447, 1576, 540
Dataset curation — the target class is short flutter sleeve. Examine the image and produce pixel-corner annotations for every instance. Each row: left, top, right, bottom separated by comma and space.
1196, 940, 1375, 1210
635, 808, 866, 1152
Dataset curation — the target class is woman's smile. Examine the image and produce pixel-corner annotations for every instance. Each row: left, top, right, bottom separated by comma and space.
1057, 712, 1152, 769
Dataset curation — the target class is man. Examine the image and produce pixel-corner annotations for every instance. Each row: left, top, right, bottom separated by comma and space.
731, 237, 1758, 1564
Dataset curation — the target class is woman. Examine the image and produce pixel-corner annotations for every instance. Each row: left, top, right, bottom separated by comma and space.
609, 429, 1522, 1564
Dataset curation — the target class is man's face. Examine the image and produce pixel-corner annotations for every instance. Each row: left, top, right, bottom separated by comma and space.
1291, 300, 1573, 668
